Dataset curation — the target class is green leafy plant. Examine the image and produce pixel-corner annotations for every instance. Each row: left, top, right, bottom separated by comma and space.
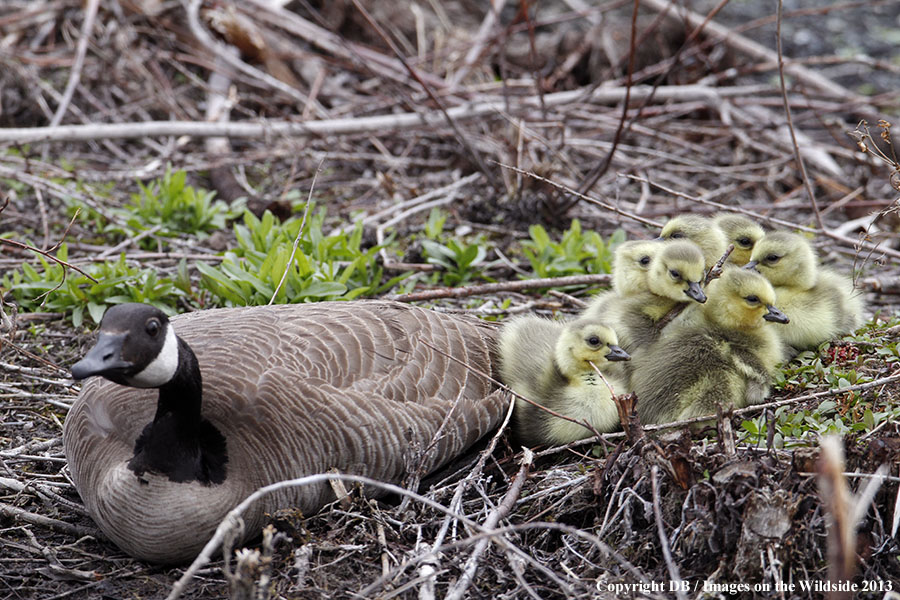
69, 168, 243, 248
197, 208, 408, 306
521, 220, 624, 278
420, 238, 489, 287
2, 244, 184, 327
125, 169, 241, 237
741, 315, 900, 449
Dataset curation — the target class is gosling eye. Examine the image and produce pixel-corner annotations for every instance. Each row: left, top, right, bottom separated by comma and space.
638, 255, 651, 266
669, 231, 685, 239
669, 269, 681, 280
765, 253, 781, 264
586, 335, 601, 347
145, 318, 161, 337
745, 295, 760, 304
737, 237, 752, 248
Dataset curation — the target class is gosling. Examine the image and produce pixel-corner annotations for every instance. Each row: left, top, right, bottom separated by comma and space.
713, 213, 765, 266
607, 240, 708, 352
659, 214, 728, 271
583, 240, 659, 319
630, 268, 789, 425
499, 316, 630, 446
745, 231, 863, 356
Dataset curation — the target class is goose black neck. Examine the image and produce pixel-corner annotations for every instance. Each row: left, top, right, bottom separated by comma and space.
128, 337, 228, 485
154, 338, 203, 425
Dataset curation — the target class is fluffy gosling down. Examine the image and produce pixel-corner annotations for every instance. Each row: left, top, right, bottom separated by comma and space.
630, 268, 789, 425
746, 231, 863, 355
659, 214, 728, 271
713, 213, 765, 266
583, 240, 659, 319
607, 240, 708, 351
499, 316, 630, 446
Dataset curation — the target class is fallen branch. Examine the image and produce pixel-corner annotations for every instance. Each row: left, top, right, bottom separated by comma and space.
650, 466, 687, 600
444, 448, 533, 600
49, 0, 99, 128
640, 0, 863, 102
0, 502, 99, 539
391, 274, 612, 302
0, 84, 774, 144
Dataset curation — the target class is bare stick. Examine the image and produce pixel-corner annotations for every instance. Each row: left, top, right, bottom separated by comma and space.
268, 162, 319, 304
640, 0, 861, 101
447, 0, 507, 88
166, 473, 496, 600
651, 466, 687, 600
348, 0, 497, 186
776, 0, 824, 231
444, 448, 534, 600
0, 502, 99, 538
0, 84, 774, 144
391, 274, 611, 302
494, 161, 662, 228
49, 0, 99, 127
0, 204, 97, 283
625, 174, 900, 261
180, 0, 318, 111
532, 370, 900, 453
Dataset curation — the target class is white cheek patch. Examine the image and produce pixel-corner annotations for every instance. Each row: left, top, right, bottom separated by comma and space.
127, 326, 180, 388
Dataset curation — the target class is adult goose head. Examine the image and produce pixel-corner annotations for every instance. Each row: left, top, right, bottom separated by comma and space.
66, 301, 508, 563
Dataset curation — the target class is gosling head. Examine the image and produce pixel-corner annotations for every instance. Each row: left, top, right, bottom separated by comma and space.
713, 214, 764, 266
612, 240, 660, 296
647, 240, 708, 303
71, 304, 183, 388
555, 319, 630, 379
744, 231, 818, 289
658, 214, 727, 269
704, 268, 789, 330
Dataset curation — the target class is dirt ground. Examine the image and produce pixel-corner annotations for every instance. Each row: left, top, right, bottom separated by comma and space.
1, 0, 900, 598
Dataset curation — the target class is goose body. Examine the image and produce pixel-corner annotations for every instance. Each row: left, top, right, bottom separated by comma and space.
607, 240, 708, 352
630, 268, 789, 424
746, 231, 863, 355
65, 301, 507, 563
659, 214, 728, 270
713, 213, 765, 266
499, 316, 629, 445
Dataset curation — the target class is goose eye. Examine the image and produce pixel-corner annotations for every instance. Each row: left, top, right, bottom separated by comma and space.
765, 254, 780, 264
669, 269, 681, 280
146, 319, 161, 337
669, 231, 685, 239
745, 295, 760, 304
639, 255, 651, 266
737, 237, 752, 247
586, 335, 601, 347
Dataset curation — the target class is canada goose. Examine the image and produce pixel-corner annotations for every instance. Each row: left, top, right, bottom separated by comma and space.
713, 213, 765, 266
583, 240, 659, 320
608, 240, 708, 351
499, 315, 630, 445
659, 214, 728, 270
66, 301, 508, 563
745, 231, 863, 355
630, 268, 789, 424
